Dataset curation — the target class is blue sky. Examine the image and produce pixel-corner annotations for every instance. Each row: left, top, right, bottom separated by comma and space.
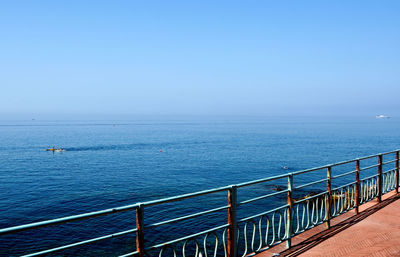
1, 1, 399, 118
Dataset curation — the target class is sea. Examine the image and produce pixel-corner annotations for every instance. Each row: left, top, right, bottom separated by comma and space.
0, 116, 398, 256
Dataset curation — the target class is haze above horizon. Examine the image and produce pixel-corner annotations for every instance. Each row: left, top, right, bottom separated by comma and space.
1, 1, 399, 118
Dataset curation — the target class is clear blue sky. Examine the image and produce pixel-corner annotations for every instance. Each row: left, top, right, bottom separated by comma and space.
1, 1, 399, 118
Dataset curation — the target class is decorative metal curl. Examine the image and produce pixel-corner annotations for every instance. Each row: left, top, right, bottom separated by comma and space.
203, 232, 219, 257
159, 245, 177, 257
182, 238, 199, 257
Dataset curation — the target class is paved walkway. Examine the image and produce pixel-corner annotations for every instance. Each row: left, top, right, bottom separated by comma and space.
255, 191, 400, 257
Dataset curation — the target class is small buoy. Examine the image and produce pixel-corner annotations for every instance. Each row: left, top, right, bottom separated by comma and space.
160, 150, 162, 152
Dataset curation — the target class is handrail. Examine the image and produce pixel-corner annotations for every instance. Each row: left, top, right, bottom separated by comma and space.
1, 149, 400, 257
0, 203, 139, 235
236, 173, 289, 187
332, 169, 356, 179
360, 164, 380, 172
239, 189, 289, 205
22, 228, 139, 257
142, 186, 231, 207
145, 205, 229, 229
295, 178, 327, 189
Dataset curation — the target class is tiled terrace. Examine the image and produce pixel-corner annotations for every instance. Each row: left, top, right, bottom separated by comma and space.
255, 191, 400, 257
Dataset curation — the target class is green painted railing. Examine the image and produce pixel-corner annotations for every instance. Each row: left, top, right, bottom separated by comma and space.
1, 150, 399, 256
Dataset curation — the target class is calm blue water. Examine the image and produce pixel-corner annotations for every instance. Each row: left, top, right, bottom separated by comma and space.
0, 116, 399, 256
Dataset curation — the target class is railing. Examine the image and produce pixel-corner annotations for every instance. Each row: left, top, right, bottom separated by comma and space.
1, 150, 399, 256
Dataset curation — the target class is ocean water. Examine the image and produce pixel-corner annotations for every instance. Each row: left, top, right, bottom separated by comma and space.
0, 116, 399, 256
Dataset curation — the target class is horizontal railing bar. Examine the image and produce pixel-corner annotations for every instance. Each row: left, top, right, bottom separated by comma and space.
383, 168, 397, 175
0, 204, 139, 236
22, 228, 138, 257
142, 186, 230, 207
238, 204, 289, 223
292, 158, 357, 175
332, 170, 356, 179
332, 181, 356, 191
146, 224, 229, 250
294, 178, 327, 189
359, 150, 398, 159
236, 173, 289, 188
239, 189, 289, 205
382, 159, 397, 165
294, 191, 327, 204
359, 164, 379, 172
355, 155, 377, 161
290, 151, 398, 176
118, 251, 140, 257
145, 205, 229, 229
292, 150, 398, 176
118, 251, 139, 257
361, 174, 379, 181
292, 166, 329, 176
381, 150, 399, 156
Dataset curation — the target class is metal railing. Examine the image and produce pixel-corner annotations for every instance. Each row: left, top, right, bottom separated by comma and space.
1, 150, 399, 256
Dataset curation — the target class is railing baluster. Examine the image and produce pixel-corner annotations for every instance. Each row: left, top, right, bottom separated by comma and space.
355, 160, 360, 214
227, 186, 238, 257
326, 166, 332, 229
378, 155, 383, 203
286, 174, 294, 248
136, 204, 145, 257
396, 151, 399, 194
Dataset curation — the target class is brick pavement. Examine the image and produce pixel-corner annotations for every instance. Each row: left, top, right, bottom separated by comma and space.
254, 191, 400, 257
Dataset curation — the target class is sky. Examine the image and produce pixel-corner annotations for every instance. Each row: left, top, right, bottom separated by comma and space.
1, 1, 399, 118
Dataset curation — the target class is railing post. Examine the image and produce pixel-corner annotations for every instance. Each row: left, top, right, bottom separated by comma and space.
286, 174, 294, 248
396, 151, 399, 194
326, 166, 332, 229
136, 203, 145, 257
227, 185, 238, 257
355, 160, 360, 214
378, 155, 383, 203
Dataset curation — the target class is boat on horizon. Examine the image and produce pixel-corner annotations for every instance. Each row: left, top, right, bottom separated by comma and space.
376, 115, 390, 119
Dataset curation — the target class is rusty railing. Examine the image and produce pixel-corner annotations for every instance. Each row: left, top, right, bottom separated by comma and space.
1, 150, 399, 256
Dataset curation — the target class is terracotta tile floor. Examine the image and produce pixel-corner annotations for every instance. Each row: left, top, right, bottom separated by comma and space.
254, 191, 400, 257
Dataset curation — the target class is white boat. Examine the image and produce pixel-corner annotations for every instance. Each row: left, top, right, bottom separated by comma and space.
376, 115, 390, 119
